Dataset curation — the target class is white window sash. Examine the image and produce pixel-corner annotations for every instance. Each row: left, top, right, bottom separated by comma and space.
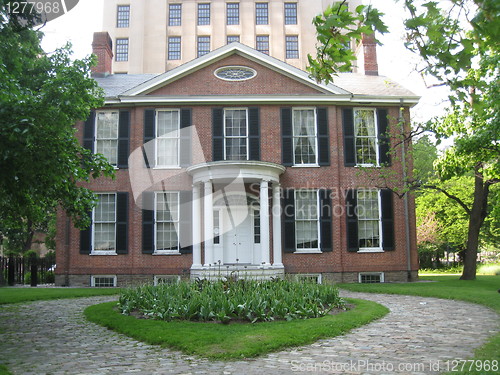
357, 189, 383, 252
154, 191, 180, 254
223, 108, 249, 161
155, 109, 180, 168
294, 190, 320, 252
92, 193, 117, 254
292, 107, 318, 166
95, 111, 119, 166
353, 108, 379, 167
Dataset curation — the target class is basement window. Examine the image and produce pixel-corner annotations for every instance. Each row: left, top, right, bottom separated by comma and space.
91, 275, 117, 287
359, 272, 384, 284
154, 275, 181, 285
296, 273, 322, 284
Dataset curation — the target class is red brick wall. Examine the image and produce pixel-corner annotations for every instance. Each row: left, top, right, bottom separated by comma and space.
55, 58, 418, 283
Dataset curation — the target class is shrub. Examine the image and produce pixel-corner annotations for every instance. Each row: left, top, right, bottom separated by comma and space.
119, 278, 346, 324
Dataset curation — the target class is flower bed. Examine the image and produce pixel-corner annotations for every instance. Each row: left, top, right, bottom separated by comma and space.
118, 278, 346, 324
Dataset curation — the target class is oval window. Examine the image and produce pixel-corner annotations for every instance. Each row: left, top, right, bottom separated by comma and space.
214, 66, 257, 81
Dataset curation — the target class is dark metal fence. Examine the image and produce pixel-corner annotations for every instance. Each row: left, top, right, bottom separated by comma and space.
0, 255, 55, 286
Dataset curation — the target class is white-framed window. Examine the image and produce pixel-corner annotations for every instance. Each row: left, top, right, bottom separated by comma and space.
116, 5, 130, 28
156, 109, 180, 167
95, 111, 119, 165
359, 272, 384, 283
155, 192, 179, 253
354, 108, 379, 166
357, 189, 382, 251
253, 209, 260, 244
91, 275, 117, 287
227, 35, 240, 44
295, 190, 320, 252
92, 193, 117, 254
224, 108, 248, 161
154, 275, 181, 285
293, 108, 317, 165
213, 209, 221, 245
296, 273, 322, 284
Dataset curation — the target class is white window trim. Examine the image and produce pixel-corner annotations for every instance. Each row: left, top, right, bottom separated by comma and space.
91, 275, 117, 287
154, 275, 181, 285
91, 193, 117, 255
154, 191, 181, 255
223, 108, 249, 161
357, 189, 383, 253
358, 272, 385, 283
292, 107, 319, 167
353, 107, 379, 167
294, 189, 321, 252
94, 111, 119, 167
155, 109, 180, 168
295, 273, 322, 284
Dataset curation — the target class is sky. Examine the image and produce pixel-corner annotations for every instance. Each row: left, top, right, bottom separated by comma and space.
39, 0, 449, 124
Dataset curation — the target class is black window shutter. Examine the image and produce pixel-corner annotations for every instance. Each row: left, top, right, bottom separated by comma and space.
380, 189, 395, 251
143, 109, 156, 168
319, 189, 332, 252
281, 107, 293, 166
377, 109, 391, 166
79, 211, 92, 254
117, 110, 130, 169
212, 108, 224, 161
283, 189, 296, 253
116, 192, 129, 254
83, 111, 95, 152
142, 192, 155, 254
248, 107, 260, 160
317, 108, 330, 166
179, 190, 193, 254
342, 108, 356, 167
180, 108, 192, 167
346, 189, 359, 252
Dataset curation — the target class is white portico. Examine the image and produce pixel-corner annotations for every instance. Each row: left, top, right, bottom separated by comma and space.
187, 161, 285, 279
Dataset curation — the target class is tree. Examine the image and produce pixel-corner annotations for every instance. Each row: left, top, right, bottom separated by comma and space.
308, 0, 499, 280
0, 2, 114, 252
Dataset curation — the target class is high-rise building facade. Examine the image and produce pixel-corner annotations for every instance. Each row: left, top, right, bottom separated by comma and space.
101, 0, 363, 74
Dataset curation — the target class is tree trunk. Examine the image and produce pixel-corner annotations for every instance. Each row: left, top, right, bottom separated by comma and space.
460, 166, 489, 280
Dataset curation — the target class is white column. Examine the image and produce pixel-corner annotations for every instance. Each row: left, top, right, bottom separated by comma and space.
260, 180, 271, 266
191, 183, 202, 268
203, 180, 214, 266
272, 183, 283, 267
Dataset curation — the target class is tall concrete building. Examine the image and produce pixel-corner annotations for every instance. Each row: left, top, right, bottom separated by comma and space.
102, 0, 363, 74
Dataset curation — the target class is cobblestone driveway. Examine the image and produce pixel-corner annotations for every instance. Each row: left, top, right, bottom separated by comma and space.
0, 291, 498, 374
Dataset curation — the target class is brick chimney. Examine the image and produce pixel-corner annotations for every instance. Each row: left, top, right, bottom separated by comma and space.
354, 33, 379, 76
91, 32, 113, 77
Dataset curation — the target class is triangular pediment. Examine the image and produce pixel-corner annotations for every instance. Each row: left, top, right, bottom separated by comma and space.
122, 43, 350, 97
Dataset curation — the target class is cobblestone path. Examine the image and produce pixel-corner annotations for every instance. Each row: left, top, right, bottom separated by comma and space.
0, 291, 498, 374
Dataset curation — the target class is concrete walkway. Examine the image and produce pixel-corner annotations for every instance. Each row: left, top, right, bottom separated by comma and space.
0, 291, 498, 375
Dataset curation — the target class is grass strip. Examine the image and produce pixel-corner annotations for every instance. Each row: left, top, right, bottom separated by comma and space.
0, 287, 120, 305
85, 297, 388, 360
339, 275, 500, 375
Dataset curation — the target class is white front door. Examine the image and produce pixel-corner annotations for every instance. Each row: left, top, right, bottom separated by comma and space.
222, 207, 253, 264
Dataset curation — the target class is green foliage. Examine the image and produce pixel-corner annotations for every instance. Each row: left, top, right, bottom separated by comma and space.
412, 135, 438, 184
307, 1, 388, 83
86, 298, 388, 360
119, 279, 346, 324
0, 4, 115, 245
0, 287, 120, 305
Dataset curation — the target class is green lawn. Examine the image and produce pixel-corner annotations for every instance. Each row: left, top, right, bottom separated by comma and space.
85, 298, 388, 360
0, 287, 120, 305
339, 275, 500, 375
